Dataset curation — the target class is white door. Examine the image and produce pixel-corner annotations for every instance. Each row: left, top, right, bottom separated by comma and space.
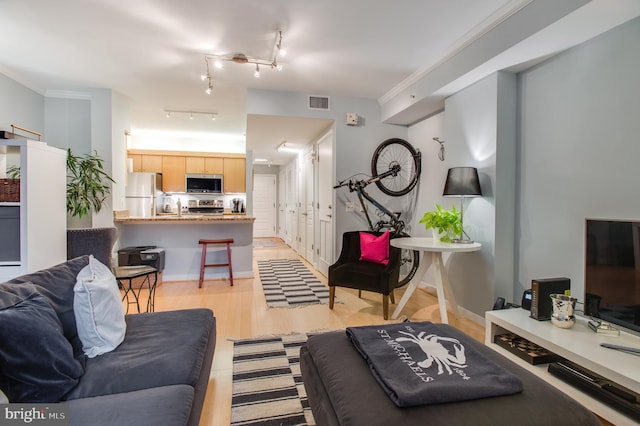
316, 130, 334, 276
303, 149, 315, 263
278, 169, 286, 239
253, 174, 277, 238
297, 155, 307, 256
285, 162, 297, 247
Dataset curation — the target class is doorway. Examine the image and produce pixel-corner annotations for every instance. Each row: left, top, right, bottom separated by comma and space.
253, 174, 277, 238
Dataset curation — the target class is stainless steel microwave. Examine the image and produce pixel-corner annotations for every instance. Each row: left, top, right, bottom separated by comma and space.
185, 174, 223, 194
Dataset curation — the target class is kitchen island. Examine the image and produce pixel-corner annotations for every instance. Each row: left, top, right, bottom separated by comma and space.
114, 212, 255, 282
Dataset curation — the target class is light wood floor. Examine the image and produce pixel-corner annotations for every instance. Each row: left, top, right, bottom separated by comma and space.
153, 238, 485, 426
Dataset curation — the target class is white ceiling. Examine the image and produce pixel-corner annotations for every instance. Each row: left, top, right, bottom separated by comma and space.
0, 0, 638, 165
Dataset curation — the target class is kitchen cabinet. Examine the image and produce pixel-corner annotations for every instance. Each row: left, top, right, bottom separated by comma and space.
185, 156, 223, 174
139, 154, 163, 173
162, 156, 186, 192
223, 158, 246, 193
129, 154, 142, 172
127, 150, 246, 194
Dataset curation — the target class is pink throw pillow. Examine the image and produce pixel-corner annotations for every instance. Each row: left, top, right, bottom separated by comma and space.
359, 231, 390, 265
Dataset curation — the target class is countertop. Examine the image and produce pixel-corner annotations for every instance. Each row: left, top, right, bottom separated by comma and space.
113, 211, 255, 224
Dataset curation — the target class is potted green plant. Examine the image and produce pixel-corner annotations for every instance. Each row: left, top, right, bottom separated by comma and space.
418, 204, 462, 242
66, 149, 115, 218
7, 165, 20, 179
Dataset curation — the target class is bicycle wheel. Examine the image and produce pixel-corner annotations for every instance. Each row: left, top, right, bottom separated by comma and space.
371, 138, 421, 196
395, 233, 419, 287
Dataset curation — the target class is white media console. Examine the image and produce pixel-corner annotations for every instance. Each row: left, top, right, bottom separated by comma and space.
486, 308, 640, 425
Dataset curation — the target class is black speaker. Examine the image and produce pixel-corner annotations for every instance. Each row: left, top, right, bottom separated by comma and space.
530, 277, 570, 320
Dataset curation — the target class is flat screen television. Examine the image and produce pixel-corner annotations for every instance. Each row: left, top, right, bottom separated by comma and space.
584, 219, 640, 334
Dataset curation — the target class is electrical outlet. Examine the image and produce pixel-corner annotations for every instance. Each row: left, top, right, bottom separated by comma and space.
346, 201, 355, 212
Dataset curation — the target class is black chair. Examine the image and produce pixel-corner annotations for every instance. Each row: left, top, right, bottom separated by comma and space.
67, 227, 118, 269
328, 231, 401, 320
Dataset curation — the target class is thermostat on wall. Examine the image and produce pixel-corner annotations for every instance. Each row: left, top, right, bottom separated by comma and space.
345, 112, 359, 126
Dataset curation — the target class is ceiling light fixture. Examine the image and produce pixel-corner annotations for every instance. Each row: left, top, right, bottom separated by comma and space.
204, 30, 285, 87
276, 141, 300, 153
164, 109, 217, 121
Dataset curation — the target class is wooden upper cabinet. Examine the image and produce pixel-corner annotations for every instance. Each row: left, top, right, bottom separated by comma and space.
129, 154, 142, 172
185, 156, 224, 174
223, 158, 246, 193
162, 156, 186, 192
128, 150, 245, 193
185, 157, 204, 174
140, 155, 163, 173
204, 157, 224, 174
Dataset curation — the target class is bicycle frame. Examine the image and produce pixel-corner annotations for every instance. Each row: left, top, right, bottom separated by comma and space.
337, 171, 405, 235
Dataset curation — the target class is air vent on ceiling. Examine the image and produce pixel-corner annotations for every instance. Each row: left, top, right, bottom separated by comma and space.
308, 95, 330, 111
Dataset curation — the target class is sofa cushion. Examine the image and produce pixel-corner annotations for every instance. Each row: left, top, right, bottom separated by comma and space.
4, 256, 90, 359
67, 385, 194, 426
0, 290, 84, 402
65, 308, 215, 400
74, 256, 126, 358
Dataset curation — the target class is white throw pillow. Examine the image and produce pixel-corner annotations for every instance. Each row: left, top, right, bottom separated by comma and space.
73, 255, 126, 358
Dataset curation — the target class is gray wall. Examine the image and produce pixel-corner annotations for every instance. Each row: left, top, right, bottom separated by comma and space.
515, 17, 640, 302
404, 18, 640, 317
247, 89, 408, 254
0, 73, 44, 137
407, 72, 517, 317
44, 97, 91, 153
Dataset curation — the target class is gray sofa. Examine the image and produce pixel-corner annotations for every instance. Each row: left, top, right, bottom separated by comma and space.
0, 255, 216, 426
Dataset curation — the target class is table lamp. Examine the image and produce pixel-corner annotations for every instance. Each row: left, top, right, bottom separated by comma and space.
443, 167, 482, 243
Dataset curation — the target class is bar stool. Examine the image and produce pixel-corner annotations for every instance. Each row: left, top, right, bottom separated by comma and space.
198, 238, 234, 288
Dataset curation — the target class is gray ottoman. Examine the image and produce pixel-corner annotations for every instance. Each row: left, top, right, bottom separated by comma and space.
300, 327, 600, 426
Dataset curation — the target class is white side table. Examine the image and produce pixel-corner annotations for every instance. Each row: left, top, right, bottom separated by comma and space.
390, 237, 481, 323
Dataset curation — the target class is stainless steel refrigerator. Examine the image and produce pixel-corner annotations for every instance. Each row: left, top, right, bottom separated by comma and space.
125, 172, 163, 217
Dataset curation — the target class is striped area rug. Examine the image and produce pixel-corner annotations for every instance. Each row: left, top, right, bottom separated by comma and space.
231, 334, 314, 426
258, 259, 330, 308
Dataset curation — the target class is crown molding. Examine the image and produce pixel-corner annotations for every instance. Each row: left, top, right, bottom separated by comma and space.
45, 90, 91, 100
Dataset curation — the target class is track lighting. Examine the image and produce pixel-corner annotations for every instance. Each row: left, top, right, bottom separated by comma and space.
203, 30, 286, 87
277, 30, 286, 57
164, 110, 217, 121
202, 57, 214, 95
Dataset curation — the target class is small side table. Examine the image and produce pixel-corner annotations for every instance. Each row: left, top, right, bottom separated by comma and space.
390, 237, 481, 323
113, 265, 158, 313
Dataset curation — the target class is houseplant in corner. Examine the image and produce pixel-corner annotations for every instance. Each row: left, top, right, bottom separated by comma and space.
419, 204, 462, 242
66, 149, 118, 267
66, 148, 115, 219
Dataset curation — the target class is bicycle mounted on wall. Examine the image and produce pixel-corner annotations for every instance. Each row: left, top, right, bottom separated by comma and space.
334, 138, 422, 285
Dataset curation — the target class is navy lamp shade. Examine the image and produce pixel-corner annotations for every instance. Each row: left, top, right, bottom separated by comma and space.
443, 167, 482, 243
